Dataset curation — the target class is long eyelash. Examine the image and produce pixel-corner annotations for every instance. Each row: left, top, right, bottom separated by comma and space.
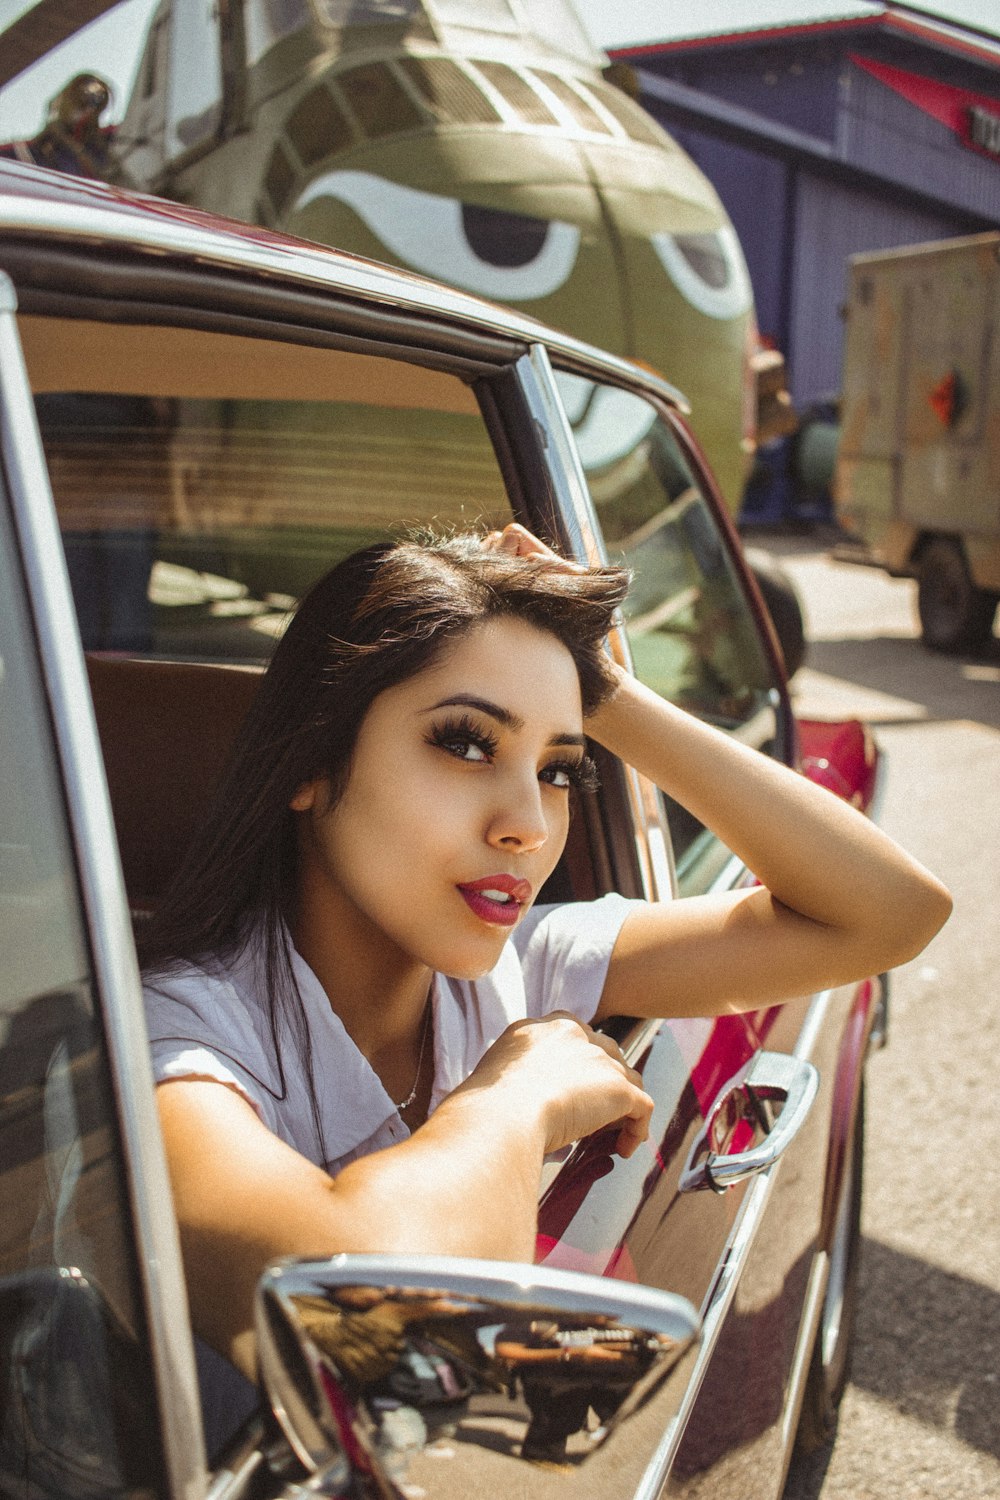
548, 755, 600, 794
425, 712, 499, 759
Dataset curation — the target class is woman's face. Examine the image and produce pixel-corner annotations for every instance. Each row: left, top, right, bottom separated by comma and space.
292, 617, 590, 979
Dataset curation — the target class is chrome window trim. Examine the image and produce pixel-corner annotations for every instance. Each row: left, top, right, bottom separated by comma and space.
517, 343, 678, 902
514, 345, 607, 567
0, 270, 208, 1500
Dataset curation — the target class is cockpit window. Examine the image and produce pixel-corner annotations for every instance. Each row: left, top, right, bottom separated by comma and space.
313, 0, 425, 25
397, 56, 501, 126
337, 62, 424, 139
531, 70, 613, 135
286, 83, 354, 165
471, 60, 560, 127
587, 82, 673, 148
245, 0, 312, 66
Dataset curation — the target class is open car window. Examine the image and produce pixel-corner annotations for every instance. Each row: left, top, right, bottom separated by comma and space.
21, 317, 513, 663
21, 316, 619, 917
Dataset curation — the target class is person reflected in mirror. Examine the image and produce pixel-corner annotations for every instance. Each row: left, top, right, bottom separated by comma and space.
140, 524, 950, 1449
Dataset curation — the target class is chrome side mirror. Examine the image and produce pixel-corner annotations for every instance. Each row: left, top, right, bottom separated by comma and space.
256, 1255, 699, 1496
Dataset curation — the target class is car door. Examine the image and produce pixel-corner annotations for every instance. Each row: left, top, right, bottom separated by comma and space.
0, 271, 205, 1500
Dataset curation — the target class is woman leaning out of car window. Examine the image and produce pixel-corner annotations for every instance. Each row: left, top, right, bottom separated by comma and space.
141, 523, 950, 1430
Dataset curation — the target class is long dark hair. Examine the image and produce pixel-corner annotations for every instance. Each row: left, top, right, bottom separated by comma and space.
140, 533, 628, 1155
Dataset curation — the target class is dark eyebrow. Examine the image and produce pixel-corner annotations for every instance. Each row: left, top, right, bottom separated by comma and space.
424, 693, 523, 729
425, 694, 585, 749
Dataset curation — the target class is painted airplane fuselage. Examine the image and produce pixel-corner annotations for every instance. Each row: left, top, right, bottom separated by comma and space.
117, 2, 755, 507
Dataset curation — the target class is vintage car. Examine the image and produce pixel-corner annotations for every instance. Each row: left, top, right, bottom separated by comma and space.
0, 159, 882, 1500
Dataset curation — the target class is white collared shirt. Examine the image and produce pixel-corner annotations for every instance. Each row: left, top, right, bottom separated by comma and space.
144, 894, 641, 1176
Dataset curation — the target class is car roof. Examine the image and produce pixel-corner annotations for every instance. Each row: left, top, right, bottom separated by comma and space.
0, 160, 688, 411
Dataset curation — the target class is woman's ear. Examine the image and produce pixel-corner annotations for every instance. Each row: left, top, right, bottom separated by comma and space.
290, 780, 319, 813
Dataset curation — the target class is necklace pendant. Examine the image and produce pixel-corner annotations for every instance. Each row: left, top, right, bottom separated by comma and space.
396, 1081, 419, 1113
393, 997, 432, 1115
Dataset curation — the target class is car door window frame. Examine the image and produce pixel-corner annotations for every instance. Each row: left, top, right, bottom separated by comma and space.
11, 258, 641, 918
0, 270, 209, 1500
517, 345, 681, 905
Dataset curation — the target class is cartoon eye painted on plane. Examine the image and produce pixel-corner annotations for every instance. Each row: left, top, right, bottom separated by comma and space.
292, 170, 580, 301
651, 225, 753, 321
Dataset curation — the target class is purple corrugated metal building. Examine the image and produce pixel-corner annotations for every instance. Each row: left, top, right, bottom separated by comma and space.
608, 4, 1000, 410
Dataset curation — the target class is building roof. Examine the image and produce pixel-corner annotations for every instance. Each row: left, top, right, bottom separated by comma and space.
573, 2, 1000, 66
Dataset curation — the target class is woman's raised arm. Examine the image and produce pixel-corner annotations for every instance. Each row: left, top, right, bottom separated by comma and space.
588, 667, 952, 1021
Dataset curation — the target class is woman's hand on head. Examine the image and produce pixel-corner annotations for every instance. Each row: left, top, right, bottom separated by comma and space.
456, 1012, 653, 1160
483, 522, 587, 574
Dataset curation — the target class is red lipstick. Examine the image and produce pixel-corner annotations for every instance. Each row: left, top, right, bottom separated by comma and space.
457, 874, 532, 928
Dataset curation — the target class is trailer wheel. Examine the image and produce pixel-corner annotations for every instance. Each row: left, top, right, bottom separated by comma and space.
916, 537, 997, 653
744, 550, 807, 678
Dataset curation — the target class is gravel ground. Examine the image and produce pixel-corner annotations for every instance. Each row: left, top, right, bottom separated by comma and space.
758, 536, 1000, 1500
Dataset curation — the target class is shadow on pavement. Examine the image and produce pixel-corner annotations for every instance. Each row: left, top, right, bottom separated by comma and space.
797, 633, 1000, 730
851, 1236, 1000, 1459
785, 1234, 1000, 1498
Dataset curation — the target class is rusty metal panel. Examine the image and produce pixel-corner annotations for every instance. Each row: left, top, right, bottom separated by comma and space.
836, 232, 1000, 555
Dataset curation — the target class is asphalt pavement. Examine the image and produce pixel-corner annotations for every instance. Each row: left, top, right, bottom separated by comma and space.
759, 534, 1000, 1500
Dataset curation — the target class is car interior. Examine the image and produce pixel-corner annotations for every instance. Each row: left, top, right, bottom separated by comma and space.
84, 652, 600, 921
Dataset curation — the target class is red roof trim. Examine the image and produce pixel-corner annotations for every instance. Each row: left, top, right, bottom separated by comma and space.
882, 13, 1000, 69
610, 9, 1000, 70
609, 16, 882, 59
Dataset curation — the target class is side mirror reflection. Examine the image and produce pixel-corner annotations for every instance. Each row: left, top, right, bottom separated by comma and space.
256, 1254, 699, 1494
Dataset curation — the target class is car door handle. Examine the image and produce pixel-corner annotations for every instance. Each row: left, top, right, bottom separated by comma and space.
679, 1051, 819, 1192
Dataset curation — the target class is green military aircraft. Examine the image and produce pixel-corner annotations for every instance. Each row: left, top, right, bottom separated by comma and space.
2, 0, 760, 511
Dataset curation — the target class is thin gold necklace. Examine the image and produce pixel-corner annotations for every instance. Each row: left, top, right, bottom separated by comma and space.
394, 998, 432, 1114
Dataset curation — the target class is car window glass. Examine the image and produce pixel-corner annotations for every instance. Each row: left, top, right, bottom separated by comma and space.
21, 319, 514, 663
554, 371, 781, 893
0, 482, 164, 1496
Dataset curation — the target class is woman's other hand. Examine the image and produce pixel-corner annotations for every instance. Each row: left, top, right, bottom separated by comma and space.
483, 522, 586, 573
454, 1012, 653, 1160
